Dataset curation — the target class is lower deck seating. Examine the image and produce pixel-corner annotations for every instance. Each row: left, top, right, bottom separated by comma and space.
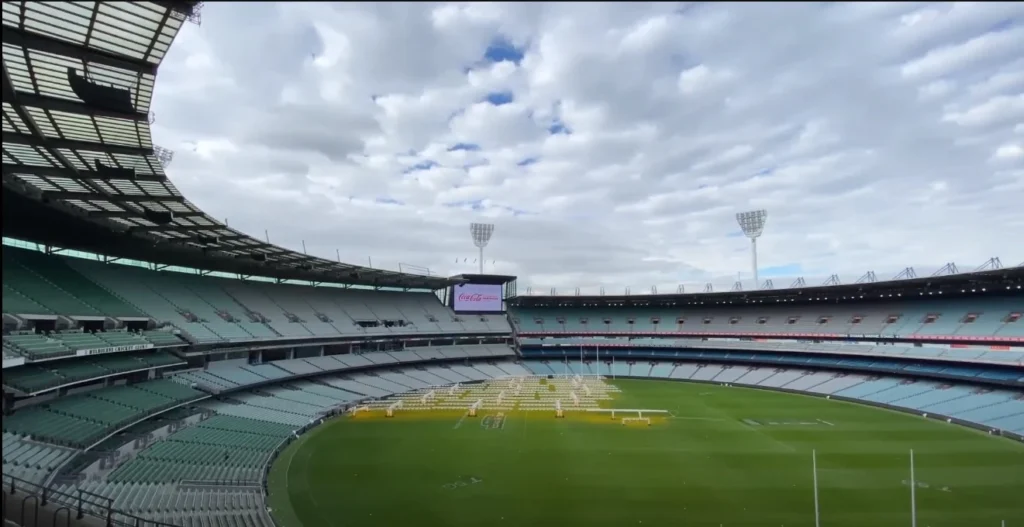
3, 381, 205, 448
1, 432, 77, 485
2, 351, 185, 393
108, 415, 293, 484
49, 481, 274, 527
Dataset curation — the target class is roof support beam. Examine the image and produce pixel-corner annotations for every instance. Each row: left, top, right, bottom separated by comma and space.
1, 26, 158, 76
14, 92, 149, 122
89, 210, 203, 219
3, 131, 152, 157
41, 190, 181, 203
129, 224, 225, 233
2, 164, 166, 182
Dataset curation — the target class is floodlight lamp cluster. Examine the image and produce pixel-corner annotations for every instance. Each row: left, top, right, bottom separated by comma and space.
154, 145, 175, 168
470, 223, 494, 248
736, 209, 767, 239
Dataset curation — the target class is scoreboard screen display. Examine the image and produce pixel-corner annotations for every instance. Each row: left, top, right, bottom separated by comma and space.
451, 283, 503, 313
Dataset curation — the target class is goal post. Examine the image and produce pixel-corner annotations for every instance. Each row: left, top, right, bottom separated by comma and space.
468, 399, 483, 417
385, 400, 403, 418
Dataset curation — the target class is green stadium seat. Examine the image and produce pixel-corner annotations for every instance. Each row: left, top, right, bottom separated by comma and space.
5, 247, 143, 317
2, 250, 100, 316
3, 333, 74, 360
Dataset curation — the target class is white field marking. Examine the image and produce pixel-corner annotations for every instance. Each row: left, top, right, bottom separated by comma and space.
454, 412, 468, 430
731, 419, 799, 452
817, 418, 835, 427
699, 399, 798, 453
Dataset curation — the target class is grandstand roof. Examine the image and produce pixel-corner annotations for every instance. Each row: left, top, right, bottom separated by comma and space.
508, 266, 1024, 307
1, 1, 453, 291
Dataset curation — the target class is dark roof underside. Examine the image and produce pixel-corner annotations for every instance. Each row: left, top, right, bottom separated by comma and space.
1, 1, 453, 290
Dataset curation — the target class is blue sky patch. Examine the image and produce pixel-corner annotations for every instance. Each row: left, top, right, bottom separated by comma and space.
761, 263, 803, 277
375, 197, 404, 206
517, 157, 539, 167
444, 199, 485, 211
403, 160, 438, 174
503, 206, 534, 217
485, 91, 514, 106
483, 36, 525, 64
548, 120, 570, 135
449, 143, 481, 152
989, 18, 1014, 33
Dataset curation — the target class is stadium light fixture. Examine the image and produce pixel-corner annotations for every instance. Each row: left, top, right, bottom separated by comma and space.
154, 145, 175, 168
469, 222, 494, 274
735, 209, 767, 287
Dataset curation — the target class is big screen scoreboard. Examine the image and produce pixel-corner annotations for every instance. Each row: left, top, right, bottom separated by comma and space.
450, 282, 504, 313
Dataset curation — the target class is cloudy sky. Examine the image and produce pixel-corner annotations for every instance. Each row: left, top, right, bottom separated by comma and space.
152, 2, 1024, 294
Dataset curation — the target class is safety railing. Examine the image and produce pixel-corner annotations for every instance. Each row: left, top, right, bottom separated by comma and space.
2, 474, 178, 527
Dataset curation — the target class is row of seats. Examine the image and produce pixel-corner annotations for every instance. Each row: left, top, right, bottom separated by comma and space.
2, 380, 206, 448
512, 296, 1023, 337
2, 350, 184, 393
195, 361, 522, 427
3, 330, 185, 360
520, 337, 1024, 366
1, 432, 77, 485
3, 246, 511, 343
2, 346, 513, 450
523, 361, 1024, 433
522, 348, 1024, 386
48, 481, 273, 527
170, 345, 514, 393
108, 415, 293, 484
3, 248, 143, 317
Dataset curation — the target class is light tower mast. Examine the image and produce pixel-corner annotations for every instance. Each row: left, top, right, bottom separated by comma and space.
469, 223, 494, 275
736, 209, 768, 288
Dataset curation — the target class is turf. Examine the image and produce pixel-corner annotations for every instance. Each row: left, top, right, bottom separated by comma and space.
267, 379, 1024, 527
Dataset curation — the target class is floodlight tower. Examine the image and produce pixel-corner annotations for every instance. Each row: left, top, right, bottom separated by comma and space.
469, 223, 494, 274
736, 209, 768, 288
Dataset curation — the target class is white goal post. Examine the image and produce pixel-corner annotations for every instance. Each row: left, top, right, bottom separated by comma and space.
386, 400, 403, 418
468, 399, 483, 417
347, 405, 369, 416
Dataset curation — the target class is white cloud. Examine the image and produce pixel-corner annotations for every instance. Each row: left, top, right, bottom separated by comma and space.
993, 144, 1024, 161
152, 2, 1024, 294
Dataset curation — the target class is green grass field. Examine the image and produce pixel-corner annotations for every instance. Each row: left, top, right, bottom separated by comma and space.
267, 379, 1024, 527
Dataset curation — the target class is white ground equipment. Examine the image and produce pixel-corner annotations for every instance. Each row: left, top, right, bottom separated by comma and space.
421, 390, 436, 405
